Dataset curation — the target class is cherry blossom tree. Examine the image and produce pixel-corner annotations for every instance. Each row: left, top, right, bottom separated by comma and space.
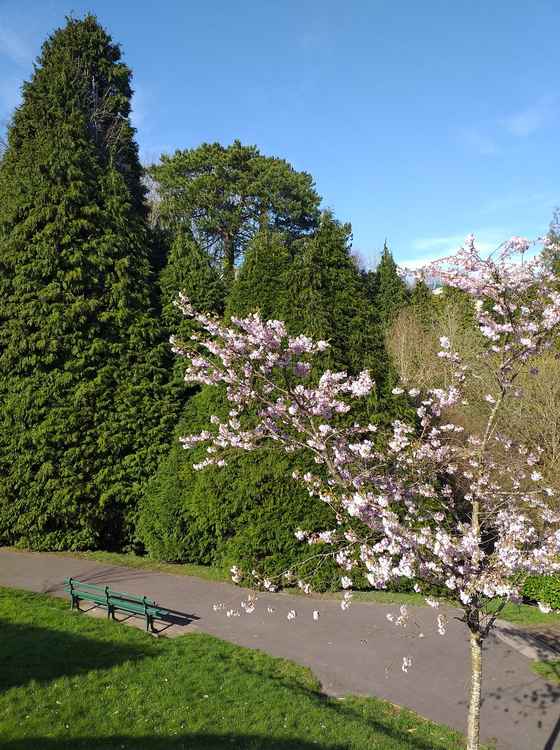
171, 236, 560, 750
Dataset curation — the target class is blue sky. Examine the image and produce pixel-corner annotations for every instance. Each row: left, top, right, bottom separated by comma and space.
0, 1, 558, 268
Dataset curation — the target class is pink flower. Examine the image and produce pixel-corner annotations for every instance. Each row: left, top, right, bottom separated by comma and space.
402, 656, 413, 673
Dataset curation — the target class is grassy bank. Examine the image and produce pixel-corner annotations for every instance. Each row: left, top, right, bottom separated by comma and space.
0, 587, 470, 750
532, 660, 560, 684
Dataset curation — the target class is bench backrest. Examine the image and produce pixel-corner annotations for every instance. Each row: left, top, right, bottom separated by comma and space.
107, 588, 156, 607
64, 578, 157, 607
64, 578, 108, 596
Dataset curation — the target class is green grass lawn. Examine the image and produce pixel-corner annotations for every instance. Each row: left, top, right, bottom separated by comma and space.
0, 587, 471, 750
532, 660, 560, 684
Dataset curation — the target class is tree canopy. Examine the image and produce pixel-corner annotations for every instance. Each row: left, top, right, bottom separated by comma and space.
365, 241, 410, 329
150, 140, 321, 284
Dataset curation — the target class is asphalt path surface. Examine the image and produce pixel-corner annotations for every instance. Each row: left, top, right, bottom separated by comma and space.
1, 548, 559, 749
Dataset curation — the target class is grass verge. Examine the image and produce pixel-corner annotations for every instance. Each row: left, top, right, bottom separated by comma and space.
532, 660, 560, 684
0, 586, 472, 750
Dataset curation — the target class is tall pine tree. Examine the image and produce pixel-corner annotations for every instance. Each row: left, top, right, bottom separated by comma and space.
410, 278, 435, 329
224, 228, 292, 320
150, 140, 321, 285
160, 231, 226, 325
159, 229, 226, 382
288, 212, 387, 381
366, 241, 410, 328
0, 16, 178, 550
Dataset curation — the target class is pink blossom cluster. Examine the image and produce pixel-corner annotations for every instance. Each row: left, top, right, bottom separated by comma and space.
174, 237, 560, 632
416, 235, 560, 377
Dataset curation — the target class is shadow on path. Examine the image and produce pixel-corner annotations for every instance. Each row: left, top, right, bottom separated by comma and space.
496, 625, 560, 659
43, 565, 151, 593
105, 604, 199, 633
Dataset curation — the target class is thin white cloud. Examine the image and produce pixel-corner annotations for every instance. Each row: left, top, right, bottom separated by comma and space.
412, 235, 466, 252
457, 96, 557, 157
480, 191, 556, 216
400, 229, 508, 268
504, 97, 556, 137
397, 253, 450, 270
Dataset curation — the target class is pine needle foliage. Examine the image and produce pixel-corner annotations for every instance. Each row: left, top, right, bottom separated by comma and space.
150, 140, 321, 284
366, 241, 410, 329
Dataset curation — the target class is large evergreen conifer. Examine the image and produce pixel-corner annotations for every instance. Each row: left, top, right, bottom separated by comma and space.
410, 278, 435, 329
224, 228, 292, 321
288, 212, 387, 381
0, 16, 178, 550
150, 141, 321, 285
159, 229, 226, 382
366, 241, 410, 328
160, 231, 226, 325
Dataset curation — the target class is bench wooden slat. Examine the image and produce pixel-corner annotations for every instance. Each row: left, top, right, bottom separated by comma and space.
108, 590, 156, 606
63, 577, 167, 632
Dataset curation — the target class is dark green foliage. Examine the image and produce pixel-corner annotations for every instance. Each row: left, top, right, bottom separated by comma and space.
160, 231, 226, 325
160, 229, 226, 383
523, 575, 560, 609
138, 222, 344, 585
137, 389, 340, 590
287, 220, 410, 421
410, 279, 435, 329
366, 241, 410, 329
287, 212, 387, 382
150, 140, 321, 283
225, 229, 293, 321
139, 213, 404, 588
0, 16, 178, 550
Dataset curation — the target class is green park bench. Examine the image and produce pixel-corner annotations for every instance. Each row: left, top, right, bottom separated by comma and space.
64, 577, 169, 633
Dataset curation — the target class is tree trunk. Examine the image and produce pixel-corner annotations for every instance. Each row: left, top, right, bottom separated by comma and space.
467, 629, 483, 750
223, 234, 235, 287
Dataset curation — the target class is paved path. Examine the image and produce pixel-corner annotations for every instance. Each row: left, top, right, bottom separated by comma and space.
1, 549, 559, 750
